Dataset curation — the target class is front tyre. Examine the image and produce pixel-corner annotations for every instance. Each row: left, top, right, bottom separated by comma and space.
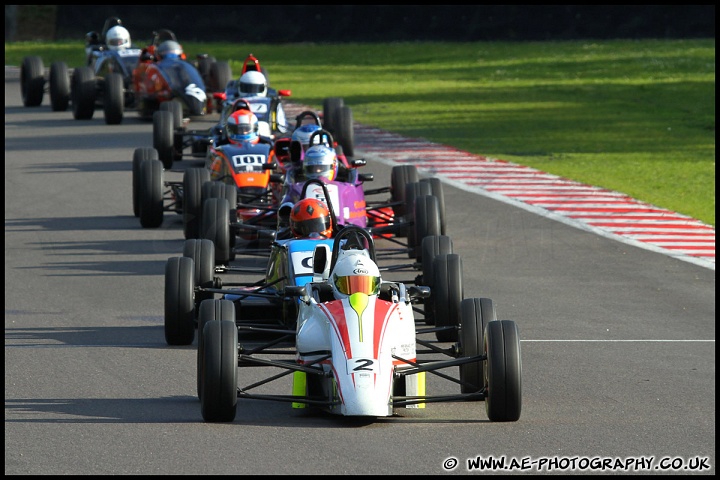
49, 61, 70, 111
153, 110, 175, 169
138, 159, 164, 228
164, 256, 196, 346
484, 320, 522, 422
197, 299, 235, 400
132, 147, 159, 217
201, 319, 238, 422
71, 66, 96, 120
103, 72, 124, 124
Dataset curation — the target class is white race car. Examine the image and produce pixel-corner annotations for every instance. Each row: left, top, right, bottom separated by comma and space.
197, 225, 523, 422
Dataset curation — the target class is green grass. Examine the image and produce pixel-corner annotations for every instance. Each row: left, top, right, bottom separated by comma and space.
5, 39, 715, 226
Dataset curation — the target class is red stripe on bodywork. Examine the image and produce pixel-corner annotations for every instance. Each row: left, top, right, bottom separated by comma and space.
320, 301, 352, 360
373, 300, 396, 358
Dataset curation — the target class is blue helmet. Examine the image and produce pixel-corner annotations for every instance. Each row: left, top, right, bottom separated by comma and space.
292, 124, 321, 149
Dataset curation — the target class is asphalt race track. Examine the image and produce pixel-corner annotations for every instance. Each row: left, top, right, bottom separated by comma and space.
4, 66, 715, 475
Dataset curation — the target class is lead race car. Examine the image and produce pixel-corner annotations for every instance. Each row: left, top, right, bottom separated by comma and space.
195, 225, 523, 423
20, 27, 229, 125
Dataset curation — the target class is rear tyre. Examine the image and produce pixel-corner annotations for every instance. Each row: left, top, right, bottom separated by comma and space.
459, 298, 495, 394
103, 72, 124, 124
138, 159, 164, 228
164, 256, 196, 346
404, 182, 433, 251
484, 320, 522, 422
183, 168, 211, 239
322, 97, 343, 133
132, 147, 159, 217
432, 253, 463, 342
336, 105, 355, 157
21, 56, 45, 107
153, 110, 175, 169
420, 177, 446, 235
71, 66, 96, 120
420, 235, 453, 325
390, 165, 419, 230
411, 195, 441, 259
182, 238, 215, 306
210, 61, 232, 93
49, 61, 70, 111
202, 198, 231, 265
201, 319, 238, 422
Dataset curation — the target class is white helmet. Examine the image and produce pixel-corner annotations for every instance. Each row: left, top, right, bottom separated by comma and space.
331, 252, 381, 299
106, 26, 131, 51
238, 71, 267, 97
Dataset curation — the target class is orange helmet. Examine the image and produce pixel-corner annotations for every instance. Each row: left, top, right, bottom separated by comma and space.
226, 108, 259, 144
290, 198, 332, 238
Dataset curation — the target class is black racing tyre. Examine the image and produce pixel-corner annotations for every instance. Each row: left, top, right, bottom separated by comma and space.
202, 182, 237, 228
197, 299, 235, 400
420, 234, 453, 325
459, 298, 496, 394
21, 56, 45, 107
132, 147, 159, 217
209, 61, 232, 93
71, 66, 96, 120
153, 110, 175, 169
322, 97, 344, 133
201, 319, 238, 422
183, 168, 211, 239
484, 320, 522, 422
160, 101, 183, 131
420, 235, 453, 281
336, 105, 355, 157
411, 195, 441, 259
183, 238, 216, 306
138, 159, 164, 228
404, 182, 433, 251
164, 256, 196, 346
432, 253, 463, 342
390, 165, 419, 222
196, 55, 216, 86
49, 61, 70, 111
202, 198, 231, 265
103, 72, 124, 125
420, 177, 446, 235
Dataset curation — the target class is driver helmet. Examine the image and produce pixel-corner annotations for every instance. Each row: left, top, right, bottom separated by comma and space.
290, 198, 332, 238
291, 124, 322, 151
226, 108, 259, 144
106, 26, 131, 51
157, 40, 183, 60
152, 29, 178, 46
303, 145, 337, 181
238, 70, 267, 97
331, 252, 381, 299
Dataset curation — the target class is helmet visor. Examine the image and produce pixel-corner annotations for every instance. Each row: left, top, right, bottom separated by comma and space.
334, 275, 380, 296
227, 122, 254, 137
108, 38, 125, 47
292, 216, 331, 238
240, 82, 264, 94
304, 163, 333, 178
